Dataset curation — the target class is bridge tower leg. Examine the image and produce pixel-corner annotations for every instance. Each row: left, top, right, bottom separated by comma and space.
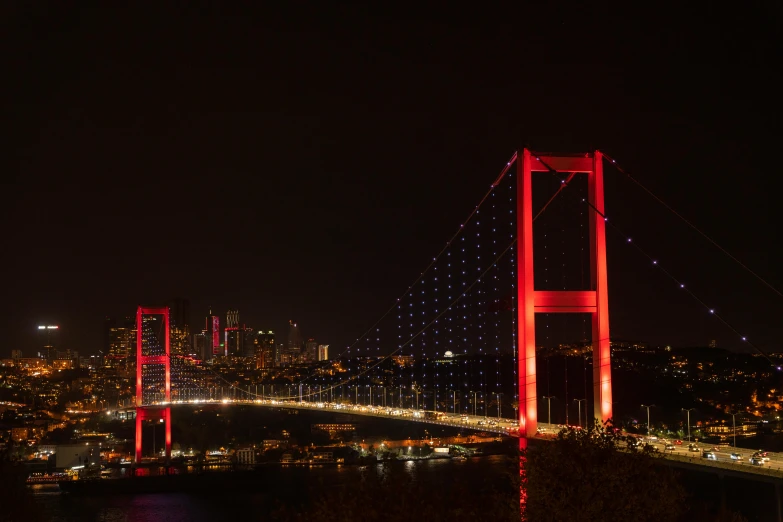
516, 149, 613, 438
589, 151, 613, 424
134, 306, 172, 463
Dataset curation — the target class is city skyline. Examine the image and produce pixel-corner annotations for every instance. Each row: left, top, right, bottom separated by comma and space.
4, 5, 781, 358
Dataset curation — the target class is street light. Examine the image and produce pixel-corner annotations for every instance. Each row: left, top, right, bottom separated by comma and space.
730, 412, 740, 448
641, 404, 655, 436
574, 399, 587, 428
497, 393, 503, 421
543, 396, 555, 427
682, 408, 696, 442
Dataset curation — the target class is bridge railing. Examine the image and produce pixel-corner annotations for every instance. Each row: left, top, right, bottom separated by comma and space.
660, 451, 783, 479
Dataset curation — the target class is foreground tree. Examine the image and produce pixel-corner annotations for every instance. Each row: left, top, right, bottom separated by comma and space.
524, 421, 685, 522
0, 450, 43, 522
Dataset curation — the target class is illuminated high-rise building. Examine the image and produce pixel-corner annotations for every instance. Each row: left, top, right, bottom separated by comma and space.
254, 331, 276, 368
305, 339, 318, 362
104, 316, 135, 365
283, 320, 302, 365
37, 325, 60, 363
170, 324, 190, 357
225, 325, 254, 357
223, 310, 254, 357
168, 299, 192, 357
107, 323, 135, 367
205, 309, 221, 358
193, 331, 208, 361
318, 344, 329, 361
168, 298, 191, 331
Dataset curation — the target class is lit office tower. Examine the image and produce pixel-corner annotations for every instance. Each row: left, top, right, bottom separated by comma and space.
281, 320, 303, 366
205, 309, 221, 358
37, 325, 60, 363
104, 316, 135, 357
193, 331, 208, 361
106, 322, 136, 368
318, 344, 329, 361
225, 325, 254, 358
168, 299, 192, 357
287, 320, 302, 351
170, 324, 191, 357
168, 298, 191, 331
224, 310, 254, 357
240, 328, 256, 358
254, 331, 276, 368
305, 339, 318, 362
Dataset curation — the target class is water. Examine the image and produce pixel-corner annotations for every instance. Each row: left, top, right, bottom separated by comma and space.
32, 457, 515, 522
30, 456, 780, 521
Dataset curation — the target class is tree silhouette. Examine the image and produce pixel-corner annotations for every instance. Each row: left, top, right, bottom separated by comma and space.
523, 421, 685, 521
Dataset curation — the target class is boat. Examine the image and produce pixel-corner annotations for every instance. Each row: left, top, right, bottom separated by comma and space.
452, 455, 467, 461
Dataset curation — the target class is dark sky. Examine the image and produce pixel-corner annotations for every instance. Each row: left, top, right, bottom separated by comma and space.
3, 3, 782, 357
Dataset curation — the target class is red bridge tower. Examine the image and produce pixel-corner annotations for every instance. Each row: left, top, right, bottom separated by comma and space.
135, 306, 171, 463
516, 149, 613, 438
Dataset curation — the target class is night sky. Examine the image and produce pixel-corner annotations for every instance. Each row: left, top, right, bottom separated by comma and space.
3, 4, 781, 357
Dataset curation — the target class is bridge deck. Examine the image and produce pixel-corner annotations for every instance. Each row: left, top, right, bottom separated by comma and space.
122, 399, 783, 482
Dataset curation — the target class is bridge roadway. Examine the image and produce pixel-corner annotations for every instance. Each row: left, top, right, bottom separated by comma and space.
131, 399, 783, 481
141, 398, 522, 437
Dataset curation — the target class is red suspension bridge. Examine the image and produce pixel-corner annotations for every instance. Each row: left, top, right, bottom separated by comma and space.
131, 148, 777, 476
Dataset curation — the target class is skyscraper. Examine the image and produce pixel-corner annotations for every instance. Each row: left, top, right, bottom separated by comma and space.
305, 339, 317, 362
205, 309, 221, 358
254, 331, 276, 368
37, 325, 59, 363
223, 310, 254, 357
318, 344, 329, 361
168, 299, 192, 357
167, 298, 191, 331
107, 323, 135, 367
283, 320, 303, 365
104, 316, 134, 358
193, 331, 208, 361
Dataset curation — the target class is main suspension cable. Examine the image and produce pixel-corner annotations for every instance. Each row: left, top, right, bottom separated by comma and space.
532, 152, 775, 365
600, 151, 782, 298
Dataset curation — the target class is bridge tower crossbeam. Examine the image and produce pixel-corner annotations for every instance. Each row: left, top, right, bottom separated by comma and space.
517, 149, 612, 438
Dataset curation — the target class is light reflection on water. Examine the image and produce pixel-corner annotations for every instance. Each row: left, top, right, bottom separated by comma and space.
33, 456, 510, 522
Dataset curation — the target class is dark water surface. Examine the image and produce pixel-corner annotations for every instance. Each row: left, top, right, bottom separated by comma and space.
31, 456, 781, 522
35, 457, 506, 522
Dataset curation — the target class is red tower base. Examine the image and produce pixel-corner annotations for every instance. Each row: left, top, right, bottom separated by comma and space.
135, 406, 171, 463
